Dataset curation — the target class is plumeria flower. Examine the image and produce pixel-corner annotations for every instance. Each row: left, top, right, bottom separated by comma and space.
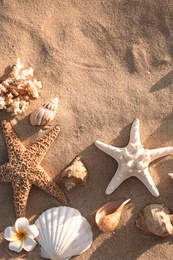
4, 217, 39, 253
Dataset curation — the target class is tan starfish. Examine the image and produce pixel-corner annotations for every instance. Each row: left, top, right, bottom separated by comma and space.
0, 120, 67, 218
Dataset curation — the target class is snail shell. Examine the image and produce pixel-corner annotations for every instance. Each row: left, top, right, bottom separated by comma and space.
95, 198, 131, 233
136, 204, 173, 236
30, 97, 59, 126
61, 156, 88, 190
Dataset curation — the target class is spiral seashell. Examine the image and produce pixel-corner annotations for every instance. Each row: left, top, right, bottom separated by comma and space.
61, 156, 88, 190
95, 198, 131, 233
30, 97, 59, 126
136, 204, 173, 236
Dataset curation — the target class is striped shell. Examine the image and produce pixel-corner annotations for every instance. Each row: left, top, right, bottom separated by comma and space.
30, 97, 59, 126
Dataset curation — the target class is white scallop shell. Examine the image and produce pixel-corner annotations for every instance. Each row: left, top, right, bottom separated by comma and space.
30, 97, 59, 126
35, 207, 93, 260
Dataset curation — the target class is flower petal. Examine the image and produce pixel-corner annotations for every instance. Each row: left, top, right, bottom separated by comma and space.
4, 227, 17, 241
26, 224, 39, 239
15, 218, 29, 233
9, 240, 23, 253
23, 236, 37, 252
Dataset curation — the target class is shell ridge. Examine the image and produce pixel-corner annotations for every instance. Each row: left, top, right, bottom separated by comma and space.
51, 207, 59, 251
57, 207, 80, 255
58, 215, 82, 256
40, 247, 51, 259
35, 214, 51, 257
41, 211, 52, 257
46, 208, 54, 252
53, 206, 68, 253
52, 206, 64, 253
58, 215, 92, 257
67, 217, 93, 255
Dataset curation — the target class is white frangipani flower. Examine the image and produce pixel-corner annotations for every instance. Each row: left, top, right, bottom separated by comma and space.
4, 217, 39, 253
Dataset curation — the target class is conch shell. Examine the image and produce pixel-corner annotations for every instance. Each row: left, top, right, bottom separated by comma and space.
136, 204, 173, 236
95, 198, 131, 233
30, 97, 59, 126
61, 156, 88, 190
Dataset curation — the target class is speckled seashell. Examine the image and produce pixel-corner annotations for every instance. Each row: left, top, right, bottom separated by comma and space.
95, 198, 131, 233
61, 156, 88, 190
136, 204, 173, 236
30, 97, 59, 126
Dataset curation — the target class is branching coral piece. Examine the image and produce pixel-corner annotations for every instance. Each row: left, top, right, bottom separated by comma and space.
0, 58, 42, 115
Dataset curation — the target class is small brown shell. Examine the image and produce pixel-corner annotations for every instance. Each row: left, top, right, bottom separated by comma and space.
136, 204, 173, 236
95, 198, 131, 233
61, 156, 88, 190
30, 97, 59, 126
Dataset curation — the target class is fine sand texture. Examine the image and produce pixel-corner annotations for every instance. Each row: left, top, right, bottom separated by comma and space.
1, 0, 173, 259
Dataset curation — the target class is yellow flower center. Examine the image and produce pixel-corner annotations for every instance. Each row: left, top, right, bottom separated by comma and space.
16, 231, 26, 241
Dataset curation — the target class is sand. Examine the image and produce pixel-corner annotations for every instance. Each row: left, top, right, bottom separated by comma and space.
0, 0, 173, 259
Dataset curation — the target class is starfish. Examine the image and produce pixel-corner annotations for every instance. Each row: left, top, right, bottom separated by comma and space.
95, 119, 173, 197
0, 120, 67, 218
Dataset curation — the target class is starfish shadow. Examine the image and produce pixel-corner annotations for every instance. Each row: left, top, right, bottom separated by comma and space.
143, 114, 173, 200
152, 158, 173, 202
145, 112, 173, 147
150, 70, 173, 92
109, 121, 133, 147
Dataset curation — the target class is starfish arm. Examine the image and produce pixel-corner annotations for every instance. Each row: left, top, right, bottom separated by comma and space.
106, 165, 127, 195
148, 147, 173, 161
0, 163, 12, 183
1, 121, 25, 161
30, 167, 67, 205
128, 119, 141, 146
22, 125, 60, 168
134, 168, 159, 197
12, 179, 32, 218
95, 140, 122, 160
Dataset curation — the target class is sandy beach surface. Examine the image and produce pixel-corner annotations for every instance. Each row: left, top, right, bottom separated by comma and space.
1, 0, 173, 259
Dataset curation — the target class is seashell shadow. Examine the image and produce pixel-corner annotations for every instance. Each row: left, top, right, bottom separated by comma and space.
145, 112, 173, 146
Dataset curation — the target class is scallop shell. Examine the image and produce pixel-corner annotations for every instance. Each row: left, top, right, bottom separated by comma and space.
95, 198, 130, 233
136, 204, 173, 236
61, 156, 88, 190
35, 206, 93, 260
30, 97, 59, 126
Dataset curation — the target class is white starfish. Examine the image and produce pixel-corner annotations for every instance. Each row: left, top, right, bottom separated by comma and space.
95, 119, 173, 197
